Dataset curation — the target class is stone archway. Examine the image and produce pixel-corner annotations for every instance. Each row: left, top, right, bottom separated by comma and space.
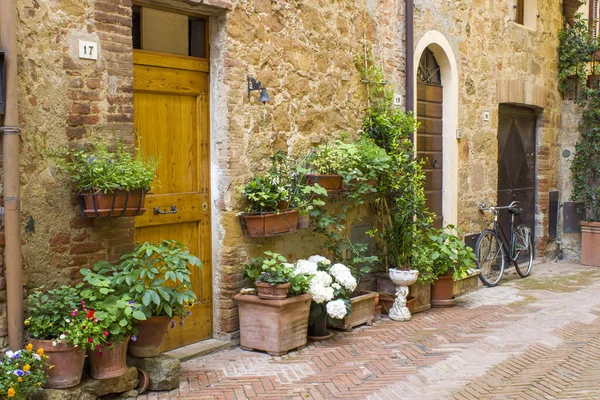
414, 31, 459, 227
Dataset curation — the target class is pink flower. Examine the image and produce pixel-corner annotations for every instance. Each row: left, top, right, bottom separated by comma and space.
103, 331, 109, 336
87, 338, 93, 343
98, 351, 103, 357
96, 345, 101, 350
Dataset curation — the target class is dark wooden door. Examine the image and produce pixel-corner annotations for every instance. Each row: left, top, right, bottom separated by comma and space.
497, 105, 536, 245
417, 83, 443, 228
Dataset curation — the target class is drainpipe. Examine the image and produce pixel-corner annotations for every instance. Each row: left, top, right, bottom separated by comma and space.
0, 0, 24, 350
405, 0, 414, 142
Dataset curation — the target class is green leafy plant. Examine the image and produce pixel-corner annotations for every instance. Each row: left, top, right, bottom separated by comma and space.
0, 345, 49, 399
421, 226, 476, 280
25, 285, 82, 341
51, 138, 158, 193
244, 251, 310, 295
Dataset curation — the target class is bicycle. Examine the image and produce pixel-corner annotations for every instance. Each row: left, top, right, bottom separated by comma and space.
475, 200, 533, 287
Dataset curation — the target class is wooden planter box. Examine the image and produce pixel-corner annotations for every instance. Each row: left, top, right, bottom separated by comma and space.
581, 221, 600, 267
234, 293, 312, 356
331, 292, 378, 331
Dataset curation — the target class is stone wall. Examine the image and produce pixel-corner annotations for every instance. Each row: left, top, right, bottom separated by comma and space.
413, 0, 564, 255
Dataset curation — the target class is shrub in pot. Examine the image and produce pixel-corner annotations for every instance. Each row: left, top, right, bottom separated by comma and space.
0, 345, 49, 399
51, 138, 158, 217
244, 251, 309, 300
25, 285, 91, 388
108, 240, 202, 357
79, 268, 146, 379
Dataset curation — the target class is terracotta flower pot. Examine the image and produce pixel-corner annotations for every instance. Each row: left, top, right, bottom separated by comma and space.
242, 210, 299, 237
581, 221, 600, 267
306, 173, 344, 194
255, 282, 290, 300
431, 275, 455, 307
128, 316, 170, 358
30, 339, 85, 389
87, 339, 129, 379
81, 189, 147, 217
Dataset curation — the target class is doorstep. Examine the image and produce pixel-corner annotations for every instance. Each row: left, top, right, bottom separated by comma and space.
164, 338, 239, 362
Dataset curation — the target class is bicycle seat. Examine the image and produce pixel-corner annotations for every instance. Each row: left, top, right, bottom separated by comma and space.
509, 206, 522, 215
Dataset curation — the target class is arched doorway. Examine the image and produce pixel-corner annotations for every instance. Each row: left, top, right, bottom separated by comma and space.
417, 48, 443, 228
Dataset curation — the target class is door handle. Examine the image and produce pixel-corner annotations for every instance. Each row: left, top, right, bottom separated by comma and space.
432, 158, 439, 168
154, 205, 178, 215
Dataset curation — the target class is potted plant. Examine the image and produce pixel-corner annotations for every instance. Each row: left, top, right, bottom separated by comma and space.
423, 226, 476, 307
235, 253, 312, 356
25, 286, 89, 388
79, 267, 146, 379
0, 345, 49, 399
52, 138, 158, 217
289, 165, 327, 229
244, 252, 294, 300
106, 240, 202, 358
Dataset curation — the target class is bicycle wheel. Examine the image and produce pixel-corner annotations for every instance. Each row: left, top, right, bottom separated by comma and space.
514, 225, 533, 278
475, 230, 506, 287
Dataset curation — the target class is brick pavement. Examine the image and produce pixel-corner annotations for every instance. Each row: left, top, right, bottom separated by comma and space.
140, 262, 600, 400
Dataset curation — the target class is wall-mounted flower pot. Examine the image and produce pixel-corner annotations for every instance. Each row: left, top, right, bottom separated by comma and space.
240, 209, 299, 237
306, 173, 344, 194
587, 74, 600, 89
255, 282, 290, 300
234, 293, 312, 356
88, 339, 129, 379
581, 221, 600, 267
128, 316, 170, 358
30, 339, 85, 389
431, 275, 455, 307
330, 291, 378, 331
80, 189, 148, 218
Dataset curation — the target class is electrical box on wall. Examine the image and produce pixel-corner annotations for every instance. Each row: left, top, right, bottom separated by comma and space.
0, 51, 5, 116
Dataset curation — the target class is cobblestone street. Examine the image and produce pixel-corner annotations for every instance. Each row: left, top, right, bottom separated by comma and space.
141, 262, 600, 400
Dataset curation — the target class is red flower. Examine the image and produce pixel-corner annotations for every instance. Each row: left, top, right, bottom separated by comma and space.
87, 338, 93, 343
87, 310, 95, 319
103, 331, 109, 336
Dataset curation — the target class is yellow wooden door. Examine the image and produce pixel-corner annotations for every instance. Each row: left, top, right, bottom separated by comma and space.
133, 50, 211, 351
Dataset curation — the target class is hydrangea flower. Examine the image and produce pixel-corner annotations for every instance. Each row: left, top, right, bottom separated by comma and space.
293, 260, 318, 276
326, 299, 348, 319
308, 283, 334, 304
308, 255, 331, 265
329, 263, 357, 291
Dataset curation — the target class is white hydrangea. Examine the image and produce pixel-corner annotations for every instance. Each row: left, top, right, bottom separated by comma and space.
311, 270, 333, 287
331, 282, 341, 290
294, 259, 318, 276
309, 283, 334, 304
326, 299, 348, 319
308, 255, 331, 265
329, 263, 357, 291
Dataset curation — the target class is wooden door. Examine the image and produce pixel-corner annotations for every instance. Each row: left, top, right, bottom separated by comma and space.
417, 83, 443, 228
133, 50, 211, 351
497, 104, 536, 250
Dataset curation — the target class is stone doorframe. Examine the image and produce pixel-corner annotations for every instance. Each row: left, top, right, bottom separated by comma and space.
414, 31, 459, 227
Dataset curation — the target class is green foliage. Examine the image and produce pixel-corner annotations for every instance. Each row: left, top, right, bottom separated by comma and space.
418, 226, 476, 280
0, 346, 49, 399
25, 285, 82, 341
570, 85, 600, 221
558, 14, 600, 94
244, 251, 310, 295
51, 138, 158, 193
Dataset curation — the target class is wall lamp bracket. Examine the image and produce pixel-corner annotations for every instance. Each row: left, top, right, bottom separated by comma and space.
247, 76, 271, 104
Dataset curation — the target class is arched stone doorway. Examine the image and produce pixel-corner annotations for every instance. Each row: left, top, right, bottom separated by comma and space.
414, 31, 459, 227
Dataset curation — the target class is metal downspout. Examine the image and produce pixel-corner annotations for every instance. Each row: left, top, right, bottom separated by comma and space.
0, 0, 24, 350
405, 0, 414, 141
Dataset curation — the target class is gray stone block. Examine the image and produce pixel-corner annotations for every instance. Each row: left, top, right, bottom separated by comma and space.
126, 354, 180, 391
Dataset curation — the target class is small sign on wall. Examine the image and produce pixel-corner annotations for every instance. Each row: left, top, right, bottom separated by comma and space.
78, 40, 98, 60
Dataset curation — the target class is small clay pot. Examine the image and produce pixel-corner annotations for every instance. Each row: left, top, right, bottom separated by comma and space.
128, 316, 170, 358
87, 339, 129, 379
255, 282, 290, 300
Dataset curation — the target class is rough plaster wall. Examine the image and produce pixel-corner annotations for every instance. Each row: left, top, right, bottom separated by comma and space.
413, 0, 564, 255
213, 0, 406, 335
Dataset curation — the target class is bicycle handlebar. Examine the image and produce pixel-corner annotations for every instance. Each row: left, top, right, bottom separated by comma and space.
478, 200, 520, 213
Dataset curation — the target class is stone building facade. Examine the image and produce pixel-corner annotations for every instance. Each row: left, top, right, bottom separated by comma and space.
0, 0, 577, 349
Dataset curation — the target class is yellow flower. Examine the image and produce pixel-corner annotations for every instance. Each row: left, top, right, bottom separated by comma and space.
23, 364, 30, 372
24, 319, 30, 326
7, 388, 15, 397
36, 348, 44, 356
48, 364, 54, 369
17, 377, 22, 383
25, 343, 33, 351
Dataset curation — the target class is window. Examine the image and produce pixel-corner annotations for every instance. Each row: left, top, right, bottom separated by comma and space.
132, 6, 207, 58
514, 0, 537, 30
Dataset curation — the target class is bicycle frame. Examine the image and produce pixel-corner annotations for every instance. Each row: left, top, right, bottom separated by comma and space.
491, 210, 519, 262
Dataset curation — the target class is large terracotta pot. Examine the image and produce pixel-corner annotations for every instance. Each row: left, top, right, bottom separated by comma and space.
242, 210, 299, 237
255, 282, 290, 300
81, 189, 147, 217
30, 339, 85, 389
128, 316, 170, 358
234, 293, 312, 356
581, 221, 600, 267
431, 275, 454, 307
306, 174, 344, 194
87, 339, 129, 379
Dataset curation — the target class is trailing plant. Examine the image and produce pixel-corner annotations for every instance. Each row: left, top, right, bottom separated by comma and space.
244, 251, 310, 295
51, 138, 158, 193
570, 85, 600, 221
0, 345, 49, 399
